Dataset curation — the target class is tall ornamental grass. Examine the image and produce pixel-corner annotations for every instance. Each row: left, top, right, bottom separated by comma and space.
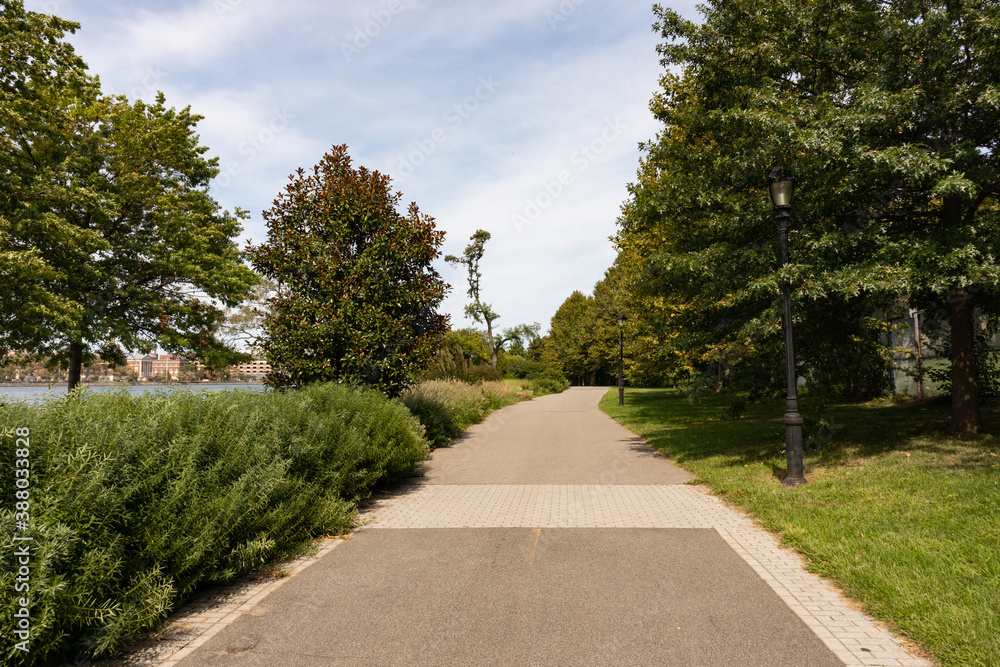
399, 378, 566, 447
0, 383, 428, 665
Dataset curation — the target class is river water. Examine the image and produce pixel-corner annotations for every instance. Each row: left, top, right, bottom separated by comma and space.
0, 383, 266, 405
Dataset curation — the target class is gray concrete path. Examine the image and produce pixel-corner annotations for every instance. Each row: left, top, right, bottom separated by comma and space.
420, 388, 692, 485
165, 387, 931, 667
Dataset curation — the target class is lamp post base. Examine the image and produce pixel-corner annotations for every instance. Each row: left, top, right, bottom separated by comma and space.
782, 410, 807, 487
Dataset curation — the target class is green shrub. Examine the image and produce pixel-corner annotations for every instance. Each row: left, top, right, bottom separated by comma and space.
503, 359, 568, 385
400, 380, 488, 446
503, 359, 547, 378
0, 383, 428, 664
399, 394, 462, 447
529, 377, 569, 395
462, 364, 501, 383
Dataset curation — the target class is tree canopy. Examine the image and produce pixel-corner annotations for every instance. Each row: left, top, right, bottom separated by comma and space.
614, 0, 1000, 428
248, 144, 449, 396
1, 0, 258, 389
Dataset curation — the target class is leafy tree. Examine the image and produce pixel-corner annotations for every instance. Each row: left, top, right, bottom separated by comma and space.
0, 2, 91, 352
615, 1, 1000, 429
1, 1, 258, 390
187, 275, 278, 380
151, 371, 172, 384
219, 276, 277, 353
448, 327, 493, 365
446, 229, 505, 368
497, 322, 541, 357
530, 334, 563, 373
588, 267, 629, 382
189, 341, 246, 381
545, 275, 623, 386
547, 291, 597, 385
421, 327, 490, 380
602, 254, 679, 387
177, 363, 203, 382
248, 144, 449, 396
423, 323, 542, 381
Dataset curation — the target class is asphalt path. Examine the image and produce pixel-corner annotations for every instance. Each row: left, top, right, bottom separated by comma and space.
177, 387, 843, 666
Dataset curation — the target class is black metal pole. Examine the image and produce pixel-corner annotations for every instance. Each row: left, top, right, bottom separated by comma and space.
618, 319, 625, 407
912, 309, 925, 400
777, 207, 806, 486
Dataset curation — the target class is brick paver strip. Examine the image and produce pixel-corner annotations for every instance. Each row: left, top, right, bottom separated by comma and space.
358, 483, 934, 667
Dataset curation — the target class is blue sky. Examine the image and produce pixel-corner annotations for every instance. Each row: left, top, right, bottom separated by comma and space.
27, 0, 700, 334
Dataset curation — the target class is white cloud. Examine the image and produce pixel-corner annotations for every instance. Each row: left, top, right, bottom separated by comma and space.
24, 0, 702, 330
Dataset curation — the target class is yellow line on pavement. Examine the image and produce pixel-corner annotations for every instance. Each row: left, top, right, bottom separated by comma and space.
509, 527, 542, 666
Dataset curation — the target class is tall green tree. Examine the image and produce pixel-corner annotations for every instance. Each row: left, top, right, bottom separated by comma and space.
588, 266, 629, 381
1, 1, 258, 390
498, 322, 540, 358
547, 291, 598, 385
0, 2, 90, 350
448, 327, 493, 365
446, 229, 504, 368
544, 273, 624, 386
616, 1, 1000, 427
248, 144, 449, 396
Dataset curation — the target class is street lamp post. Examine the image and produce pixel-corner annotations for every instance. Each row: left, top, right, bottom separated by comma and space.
908, 308, 926, 400
618, 314, 626, 407
768, 168, 806, 487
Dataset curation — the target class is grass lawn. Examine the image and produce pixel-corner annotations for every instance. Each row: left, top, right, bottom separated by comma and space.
601, 388, 1000, 667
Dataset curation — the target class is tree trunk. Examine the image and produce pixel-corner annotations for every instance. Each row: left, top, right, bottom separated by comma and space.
67, 340, 84, 392
486, 319, 497, 369
949, 284, 981, 433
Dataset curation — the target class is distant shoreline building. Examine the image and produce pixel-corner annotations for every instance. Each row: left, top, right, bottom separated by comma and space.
3, 349, 271, 384
127, 353, 192, 380
233, 359, 271, 380
127, 355, 155, 380
123, 352, 269, 381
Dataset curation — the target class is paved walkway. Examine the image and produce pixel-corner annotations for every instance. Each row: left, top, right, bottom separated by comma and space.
129, 387, 932, 666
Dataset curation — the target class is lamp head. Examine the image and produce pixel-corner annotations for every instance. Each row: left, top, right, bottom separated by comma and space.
617, 314, 626, 326
767, 167, 796, 208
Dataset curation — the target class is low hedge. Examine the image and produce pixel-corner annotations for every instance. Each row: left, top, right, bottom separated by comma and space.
0, 383, 428, 664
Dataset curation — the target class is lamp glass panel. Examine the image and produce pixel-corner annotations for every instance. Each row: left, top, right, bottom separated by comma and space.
769, 179, 794, 207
